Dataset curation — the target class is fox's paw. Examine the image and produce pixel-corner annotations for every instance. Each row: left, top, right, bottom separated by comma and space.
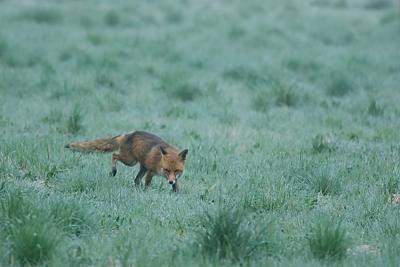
172, 184, 179, 193
109, 168, 117, 177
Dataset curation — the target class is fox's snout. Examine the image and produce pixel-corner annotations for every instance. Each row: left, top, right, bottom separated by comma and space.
167, 174, 176, 185
167, 178, 176, 185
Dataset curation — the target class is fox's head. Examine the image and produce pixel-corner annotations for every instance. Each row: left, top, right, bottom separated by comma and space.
159, 146, 188, 185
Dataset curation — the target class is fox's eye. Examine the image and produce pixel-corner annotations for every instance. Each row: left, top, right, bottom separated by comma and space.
164, 169, 170, 173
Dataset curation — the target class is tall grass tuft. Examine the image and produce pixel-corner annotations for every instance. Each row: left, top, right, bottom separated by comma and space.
308, 220, 349, 261
22, 8, 62, 24
222, 67, 264, 85
382, 214, 400, 237
274, 85, 298, 107
252, 79, 299, 112
0, 191, 29, 223
0, 192, 60, 265
171, 83, 202, 101
158, 73, 202, 101
245, 182, 289, 212
364, 0, 391, 9
307, 174, 340, 196
383, 176, 399, 197
326, 73, 353, 97
104, 10, 120, 26
66, 106, 83, 134
10, 220, 59, 265
194, 205, 272, 263
368, 100, 384, 117
252, 94, 269, 113
96, 71, 115, 88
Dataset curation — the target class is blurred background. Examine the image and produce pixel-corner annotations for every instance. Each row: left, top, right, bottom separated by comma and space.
1, 0, 399, 143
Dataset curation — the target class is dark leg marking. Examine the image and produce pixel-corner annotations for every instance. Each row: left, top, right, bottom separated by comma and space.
145, 172, 154, 188
134, 164, 147, 185
110, 168, 117, 177
172, 181, 179, 193
109, 153, 120, 177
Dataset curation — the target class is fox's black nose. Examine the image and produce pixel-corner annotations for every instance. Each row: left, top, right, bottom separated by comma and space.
169, 181, 174, 185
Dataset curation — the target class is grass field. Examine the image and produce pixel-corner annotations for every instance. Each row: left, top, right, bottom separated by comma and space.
1, 0, 400, 266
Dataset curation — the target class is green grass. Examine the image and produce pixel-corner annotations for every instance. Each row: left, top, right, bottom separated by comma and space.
307, 172, 341, 196
194, 204, 272, 263
50, 199, 93, 236
0, 191, 61, 265
326, 72, 354, 97
10, 219, 60, 265
66, 105, 84, 135
308, 219, 349, 261
0, 0, 399, 266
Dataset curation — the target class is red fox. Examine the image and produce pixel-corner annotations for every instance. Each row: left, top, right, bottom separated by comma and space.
65, 131, 188, 192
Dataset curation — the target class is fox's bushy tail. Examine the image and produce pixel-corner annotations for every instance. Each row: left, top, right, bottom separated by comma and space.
65, 135, 124, 153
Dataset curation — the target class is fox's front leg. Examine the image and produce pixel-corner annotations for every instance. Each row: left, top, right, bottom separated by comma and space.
134, 164, 147, 186
109, 153, 120, 176
144, 172, 154, 188
172, 181, 179, 193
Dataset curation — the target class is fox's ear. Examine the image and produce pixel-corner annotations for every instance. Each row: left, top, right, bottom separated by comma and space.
160, 146, 168, 156
179, 149, 188, 160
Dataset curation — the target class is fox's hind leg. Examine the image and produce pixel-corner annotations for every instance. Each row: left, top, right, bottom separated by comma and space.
134, 164, 147, 185
110, 153, 120, 176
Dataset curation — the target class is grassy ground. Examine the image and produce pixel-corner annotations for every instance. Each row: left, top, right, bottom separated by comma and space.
0, 0, 399, 266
